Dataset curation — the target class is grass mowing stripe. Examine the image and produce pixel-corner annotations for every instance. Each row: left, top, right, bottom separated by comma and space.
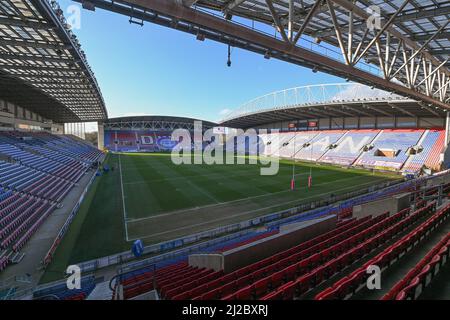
42, 152, 400, 273
128, 176, 393, 241
40, 155, 128, 283
173, 163, 268, 201
127, 173, 384, 223
119, 154, 129, 240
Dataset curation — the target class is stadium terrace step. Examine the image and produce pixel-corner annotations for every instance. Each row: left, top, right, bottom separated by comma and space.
382, 233, 450, 300
87, 281, 113, 300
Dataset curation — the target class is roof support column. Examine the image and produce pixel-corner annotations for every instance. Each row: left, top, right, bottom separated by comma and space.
445, 112, 450, 147
97, 122, 104, 150
288, 0, 294, 41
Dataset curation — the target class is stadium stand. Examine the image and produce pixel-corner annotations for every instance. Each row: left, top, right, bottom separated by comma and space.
231, 129, 445, 173
106, 128, 445, 174
269, 132, 296, 157
0, 131, 103, 273
424, 130, 447, 171
294, 130, 347, 161
276, 132, 319, 158
172, 211, 402, 300
320, 130, 379, 165
106, 128, 444, 174
115, 198, 444, 301
401, 130, 445, 173
355, 129, 424, 170
33, 275, 96, 300
104, 130, 179, 152
114, 229, 279, 300
381, 233, 450, 300
315, 202, 449, 300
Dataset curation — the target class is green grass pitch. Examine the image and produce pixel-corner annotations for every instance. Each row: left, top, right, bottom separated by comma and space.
40, 152, 400, 283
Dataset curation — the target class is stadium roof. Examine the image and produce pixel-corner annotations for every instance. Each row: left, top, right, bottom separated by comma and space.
220, 83, 447, 128
104, 115, 217, 128
193, 0, 450, 65
77, 0, 450, 108
0, 0, 107, 123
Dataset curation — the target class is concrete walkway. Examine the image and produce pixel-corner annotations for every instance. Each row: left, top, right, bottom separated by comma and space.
420, 262, 450, 299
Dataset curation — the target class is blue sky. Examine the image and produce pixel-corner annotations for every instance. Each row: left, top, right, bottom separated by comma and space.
60, 0, 343, 124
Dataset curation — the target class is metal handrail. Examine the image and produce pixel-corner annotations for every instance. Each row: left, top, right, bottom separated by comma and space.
109, 264, 156, 300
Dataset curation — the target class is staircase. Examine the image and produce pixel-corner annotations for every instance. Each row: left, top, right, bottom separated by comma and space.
86, 280, 113, 300
352, 129, 383, 166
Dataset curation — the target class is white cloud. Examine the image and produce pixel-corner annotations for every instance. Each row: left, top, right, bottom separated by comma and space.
84, 122, 98, 133
332, 83, 406, 101
219, 108, 232, 116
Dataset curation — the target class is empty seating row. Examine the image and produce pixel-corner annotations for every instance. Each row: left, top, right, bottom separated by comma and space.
26, 176, 73, 202
0, 255, 8, 271
20, 144, 85, 169
382, 233, 450, 300
0, 143, 68, 177
0, 161, 74, 202
0, 193, 22, 217
315, 202, 448, 300
171, 214, 391, 300
117, 229, 281, 299
46, 135, 102, 163
0, 131, 101, 171
221, 210, 416, 300
226, 205, 431, 300
0, 188, 13, 202
122, 262, 192, 299
0, 131, 102, 274
255, 129, 444, 173
337, 208, 353, 221
33, 275, 96, 300
0, 196, 38, 231
12, 203, 56, 252
260, 203, 434, 300
1, 200, 54, 250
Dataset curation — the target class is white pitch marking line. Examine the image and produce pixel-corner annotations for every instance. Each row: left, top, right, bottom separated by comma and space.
123, 169, 260, 185
122, 166, 307, 185
186, 179, 221, 204
119, 154, 129, 241
127, 174, 387, 223
127, 177, 393, 241
127, 181, 303, 222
